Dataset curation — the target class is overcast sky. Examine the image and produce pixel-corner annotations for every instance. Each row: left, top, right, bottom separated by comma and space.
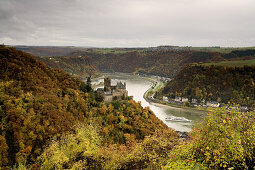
0, 0, 255, 47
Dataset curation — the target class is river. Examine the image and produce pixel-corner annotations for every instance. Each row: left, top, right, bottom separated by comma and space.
92, 73, 206, 132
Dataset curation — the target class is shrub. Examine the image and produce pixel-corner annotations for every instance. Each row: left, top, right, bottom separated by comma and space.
37, 124, 102, 169
166, 107, 255, 169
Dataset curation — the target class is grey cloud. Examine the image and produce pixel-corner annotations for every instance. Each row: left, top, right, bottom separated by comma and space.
0, 0, 255, 47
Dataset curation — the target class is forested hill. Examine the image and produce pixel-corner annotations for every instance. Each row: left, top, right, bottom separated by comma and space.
161, 64, 255, 106
71, 49, 255, 77
15, 46, 255, 77
14, 46, 83, 57
12, 46, 100, 78
37, 55, 100, 78
0, 45, 168, 168
71, 50, 222, 77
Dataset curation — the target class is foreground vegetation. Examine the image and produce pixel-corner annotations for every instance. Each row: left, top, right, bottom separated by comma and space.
166, 107, 255, 169
12, 107, 255, 169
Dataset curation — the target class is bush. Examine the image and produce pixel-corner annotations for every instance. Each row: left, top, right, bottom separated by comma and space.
37, 124, 102, 169
166, 107, 255, 169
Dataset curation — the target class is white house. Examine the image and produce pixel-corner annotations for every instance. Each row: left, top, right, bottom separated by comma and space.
206, 101, 220, 108
163, 96, 168, 102
181, 97, 189, 102
191, 99, 198, 104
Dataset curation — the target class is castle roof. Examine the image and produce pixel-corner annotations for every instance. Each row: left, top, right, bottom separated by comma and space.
116, 81, 126, 89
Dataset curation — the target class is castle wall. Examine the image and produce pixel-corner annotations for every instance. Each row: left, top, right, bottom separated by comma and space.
117, 89, 128, 97
104, 95, 113, 103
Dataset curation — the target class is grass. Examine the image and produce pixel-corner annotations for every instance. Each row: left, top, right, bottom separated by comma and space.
88, 48, 145, 54
191, 46, 255, 53
201, 59, 255, 67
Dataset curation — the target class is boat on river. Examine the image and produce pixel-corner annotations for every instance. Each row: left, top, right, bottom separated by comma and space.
165, 116, 192, 122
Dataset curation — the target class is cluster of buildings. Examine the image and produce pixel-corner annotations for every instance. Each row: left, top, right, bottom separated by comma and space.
96, 77, 129, 102
162, 96, 220, 108
161, 96, 251, 112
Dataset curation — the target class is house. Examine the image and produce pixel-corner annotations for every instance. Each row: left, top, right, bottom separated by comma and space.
97, 77, 128, 102
181, 97, 189, 102
191, 99, 197, 104
175, 96, 182, 102
206, 101, 220, 108
240, 106, 248, 112
163, 96, 168, 102
165, 78, 171, 82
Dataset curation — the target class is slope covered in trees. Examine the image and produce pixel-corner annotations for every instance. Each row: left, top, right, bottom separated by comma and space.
71, 50, 226, 77
0, 45, 167, 168
37, 55, 100, 78
70, 48, 255, 77
14, 46, 82, 57
160, 64, 255, 106
16, 46, 255, 78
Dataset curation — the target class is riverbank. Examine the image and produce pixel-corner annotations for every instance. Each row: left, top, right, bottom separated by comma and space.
92, 72, 208, 114
92, 72, 207, 132
142, 75, 209, 115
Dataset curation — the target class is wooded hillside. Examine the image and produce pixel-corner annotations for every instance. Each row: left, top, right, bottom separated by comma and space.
71, 48, 255, 77
161, 64, 255, 106
38, 55, 99, 78
0, 45, 167, 168
16, 46, 255, 78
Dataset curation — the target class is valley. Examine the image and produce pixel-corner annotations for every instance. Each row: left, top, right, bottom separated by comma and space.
0, 45, 254, 169
92, 73, 206, 132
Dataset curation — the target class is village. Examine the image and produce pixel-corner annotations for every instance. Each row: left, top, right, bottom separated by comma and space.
144, 76, 250, 112
157, 95, 249, 112
161, 95, 220, 108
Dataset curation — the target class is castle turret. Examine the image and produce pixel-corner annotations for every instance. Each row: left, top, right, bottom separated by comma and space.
104, 77, 111, 92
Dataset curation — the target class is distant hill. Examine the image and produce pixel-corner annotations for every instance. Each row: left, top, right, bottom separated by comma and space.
71, 50, 224, 77
13, 45, 255, 78
37, 55, 100, 78
159, 64, 255, 106
71, 49, 254, 77
13, 45, 92, 57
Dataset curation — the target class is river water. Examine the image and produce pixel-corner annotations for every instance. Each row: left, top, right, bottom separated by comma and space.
92, 73, 206, 132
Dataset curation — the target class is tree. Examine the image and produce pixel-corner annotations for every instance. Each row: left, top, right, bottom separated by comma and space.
86, 76, 92, 92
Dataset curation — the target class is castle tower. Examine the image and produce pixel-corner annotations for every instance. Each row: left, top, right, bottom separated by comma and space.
104, 77, 111, 92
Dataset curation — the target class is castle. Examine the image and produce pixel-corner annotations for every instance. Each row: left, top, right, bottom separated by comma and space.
97, 77, 128, 102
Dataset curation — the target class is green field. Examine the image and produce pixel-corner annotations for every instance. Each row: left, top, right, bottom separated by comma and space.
91, 47, 255, 54
191, 46, 255, 53
202, 59, 255, 67
87, 48, 145, 54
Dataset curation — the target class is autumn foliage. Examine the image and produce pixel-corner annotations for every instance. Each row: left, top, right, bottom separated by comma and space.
166, 107, 255, 169
0, 45, 167, 168
161, 64, 255, 106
